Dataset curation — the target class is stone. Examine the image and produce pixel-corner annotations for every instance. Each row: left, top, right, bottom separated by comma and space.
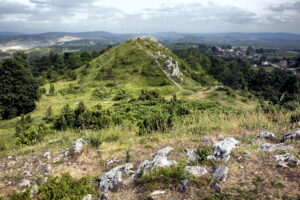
98, 163, 133, 191
177, 179, 189, 193
257, 132, 275, 140
273, 153, 299, 168
106, 158, 121, 166
23, 170, 31, 177
151, 190, 166, 196
73, 138, 85, 154
283, 129, 300, 141
207, 138, 240, 162
133, 147, 176, 179
42, 164, 52, 174
259, 143, 294, 152
185, 166, 207, 177
210, 181, 222, 193
30, 184, 39, 198
19, 179, 31, 188
43, 152, 51, 159
212, 166, 229, 181
202, 136, 212, 142
41, 177, 48, 184
99, 193, 109, 200
185, 148, 200, 162
82, 194, 92, 200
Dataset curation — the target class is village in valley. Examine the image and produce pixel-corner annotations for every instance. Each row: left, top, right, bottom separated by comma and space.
212, 45, 300, 77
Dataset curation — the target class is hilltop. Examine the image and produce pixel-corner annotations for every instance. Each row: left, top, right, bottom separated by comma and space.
0, 37, 299, 200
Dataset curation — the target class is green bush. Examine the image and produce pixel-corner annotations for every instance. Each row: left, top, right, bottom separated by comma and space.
113, 89, 129, 101
54, 102, 122, 131
16, 123, 49, 146
10, 190, 31, 200
135, 164, 191, 190
137, 113, 173, 136
92, 88, 111, 100
37, 173, 95, 200
196, 146, 214, 164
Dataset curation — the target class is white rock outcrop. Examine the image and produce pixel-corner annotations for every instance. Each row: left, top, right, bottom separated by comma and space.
259, 143, 294, 152
133, 146, 176, 179
207, 138, 240, 162
98, 163, 133, 191
273, 153, 298, 168
185, 166, 207, 177
212, 166, 229, 181
257, 132, 275, 140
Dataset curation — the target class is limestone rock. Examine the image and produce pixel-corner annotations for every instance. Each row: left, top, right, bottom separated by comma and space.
210, 181, 222, 193
43, 152, 51, 159
283, 129, 300, 141
73, 138, 85, 154
257, 132, 275, 140
99, 193, 109, 200
208, 138, 240, 162
273, 153, 298, 168
185, 148, 200, 162
133, 147, 176, 179
151, 190, 166, 196
19, 179, 31, 188
212, 166, 229, 181
82, 194, 92, 200
185, 166, 207, 177
177, 179, 189, 193
259, 143, 294, 152
98, 163, 133, 191
30, 184, 39, 198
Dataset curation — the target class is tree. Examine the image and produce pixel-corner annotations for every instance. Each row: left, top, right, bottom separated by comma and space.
49, 84, 55, 96
0, 53, 39, 119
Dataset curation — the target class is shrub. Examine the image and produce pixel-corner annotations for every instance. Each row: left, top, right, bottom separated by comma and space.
87, 135, 102, 148
10, 190, 31, 200
16, 123, 49, 146
37, 173, 95, 200
54, 102, 122, 131
135, 164, 190, 190
196, 146, 214, 164
113, 89, 129, 101
92, 88, 111, 100
137, 113, 173, 136
138, 89, 161, 101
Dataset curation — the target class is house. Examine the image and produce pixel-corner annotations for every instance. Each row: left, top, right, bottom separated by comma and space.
261, 61, 269, 66
279, 60, 288, 68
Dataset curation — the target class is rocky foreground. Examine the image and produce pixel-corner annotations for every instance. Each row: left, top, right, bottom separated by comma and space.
0, 129, 299, 199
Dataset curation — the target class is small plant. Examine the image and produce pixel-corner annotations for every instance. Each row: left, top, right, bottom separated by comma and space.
196, 145, 214, 164
46, 106, 53, 119
37, 173, 95, 200
135, 163, 191, 191
124, 149, 131, 163
113, 89, 129, 101
16, 123, 49, 146
88, 135, 102, 148
10, 190, 31, 200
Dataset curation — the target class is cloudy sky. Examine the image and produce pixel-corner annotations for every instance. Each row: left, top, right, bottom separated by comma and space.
0, 0, 300, 33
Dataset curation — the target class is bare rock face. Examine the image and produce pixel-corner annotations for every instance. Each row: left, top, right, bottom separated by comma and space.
207, 138, 240, 162
259, 143, 294, 152
212, 166, 229, 181
98, 163, 133, 191
165, 58, 183, 78
185, 166, 207, 177
185, 148, 200, 162
273, 153, 299, 168
257, 132, 275, 140
133, 147, 176, 179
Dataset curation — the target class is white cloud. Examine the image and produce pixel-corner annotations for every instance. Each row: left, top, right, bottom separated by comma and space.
0, 0, 299, 33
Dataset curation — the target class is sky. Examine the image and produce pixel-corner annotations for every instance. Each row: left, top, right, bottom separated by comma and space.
0, 0, 300, 34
